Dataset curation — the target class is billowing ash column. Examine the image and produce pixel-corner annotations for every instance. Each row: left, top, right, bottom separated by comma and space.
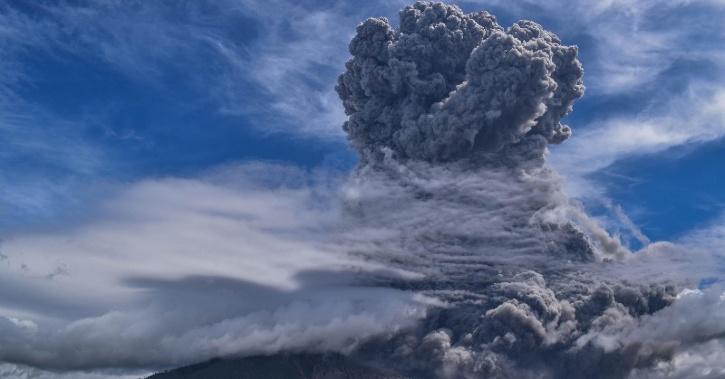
336, 1, 583, 166
332, 3, 688, 379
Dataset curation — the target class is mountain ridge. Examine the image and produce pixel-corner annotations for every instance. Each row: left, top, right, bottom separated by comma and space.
146, 353, 409, 379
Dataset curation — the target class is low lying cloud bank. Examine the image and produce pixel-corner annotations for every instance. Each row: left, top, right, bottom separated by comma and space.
0, 163, 432, 373
1, 2, 724, 378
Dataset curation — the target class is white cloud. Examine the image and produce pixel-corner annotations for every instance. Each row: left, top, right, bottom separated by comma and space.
582, 287, 725, 379
0, 1, 365, 140
0, 363, 145, 379
216, 0, 359, 138
677, 210, 725, 263
551, 85, 725, 199
0, 163, 431, 371
466, 0, 725, 94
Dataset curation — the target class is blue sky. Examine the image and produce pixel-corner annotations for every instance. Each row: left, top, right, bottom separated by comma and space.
0, 1, 724, 378
2, 0, 723, 245
0, 0, 360, 232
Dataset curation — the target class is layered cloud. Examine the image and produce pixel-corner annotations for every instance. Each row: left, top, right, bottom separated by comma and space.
0, 163, 431, 375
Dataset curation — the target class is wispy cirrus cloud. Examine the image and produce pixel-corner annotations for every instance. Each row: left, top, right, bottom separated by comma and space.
214, 0, 358, 137
551, 85, 725, 198
0, 0, 371, 229
0, 0, 388, 140
464, 0, 725, 94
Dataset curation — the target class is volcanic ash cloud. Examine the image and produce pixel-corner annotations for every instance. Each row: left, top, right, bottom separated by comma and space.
334, 2, 725, 378
337, 1, 583, 166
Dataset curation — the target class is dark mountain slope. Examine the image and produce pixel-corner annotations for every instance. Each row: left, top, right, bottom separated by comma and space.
146, 353, 409, 379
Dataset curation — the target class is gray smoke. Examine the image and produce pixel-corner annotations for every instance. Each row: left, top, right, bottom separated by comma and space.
336, 1, 583, 165
332, 2, 721, 378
